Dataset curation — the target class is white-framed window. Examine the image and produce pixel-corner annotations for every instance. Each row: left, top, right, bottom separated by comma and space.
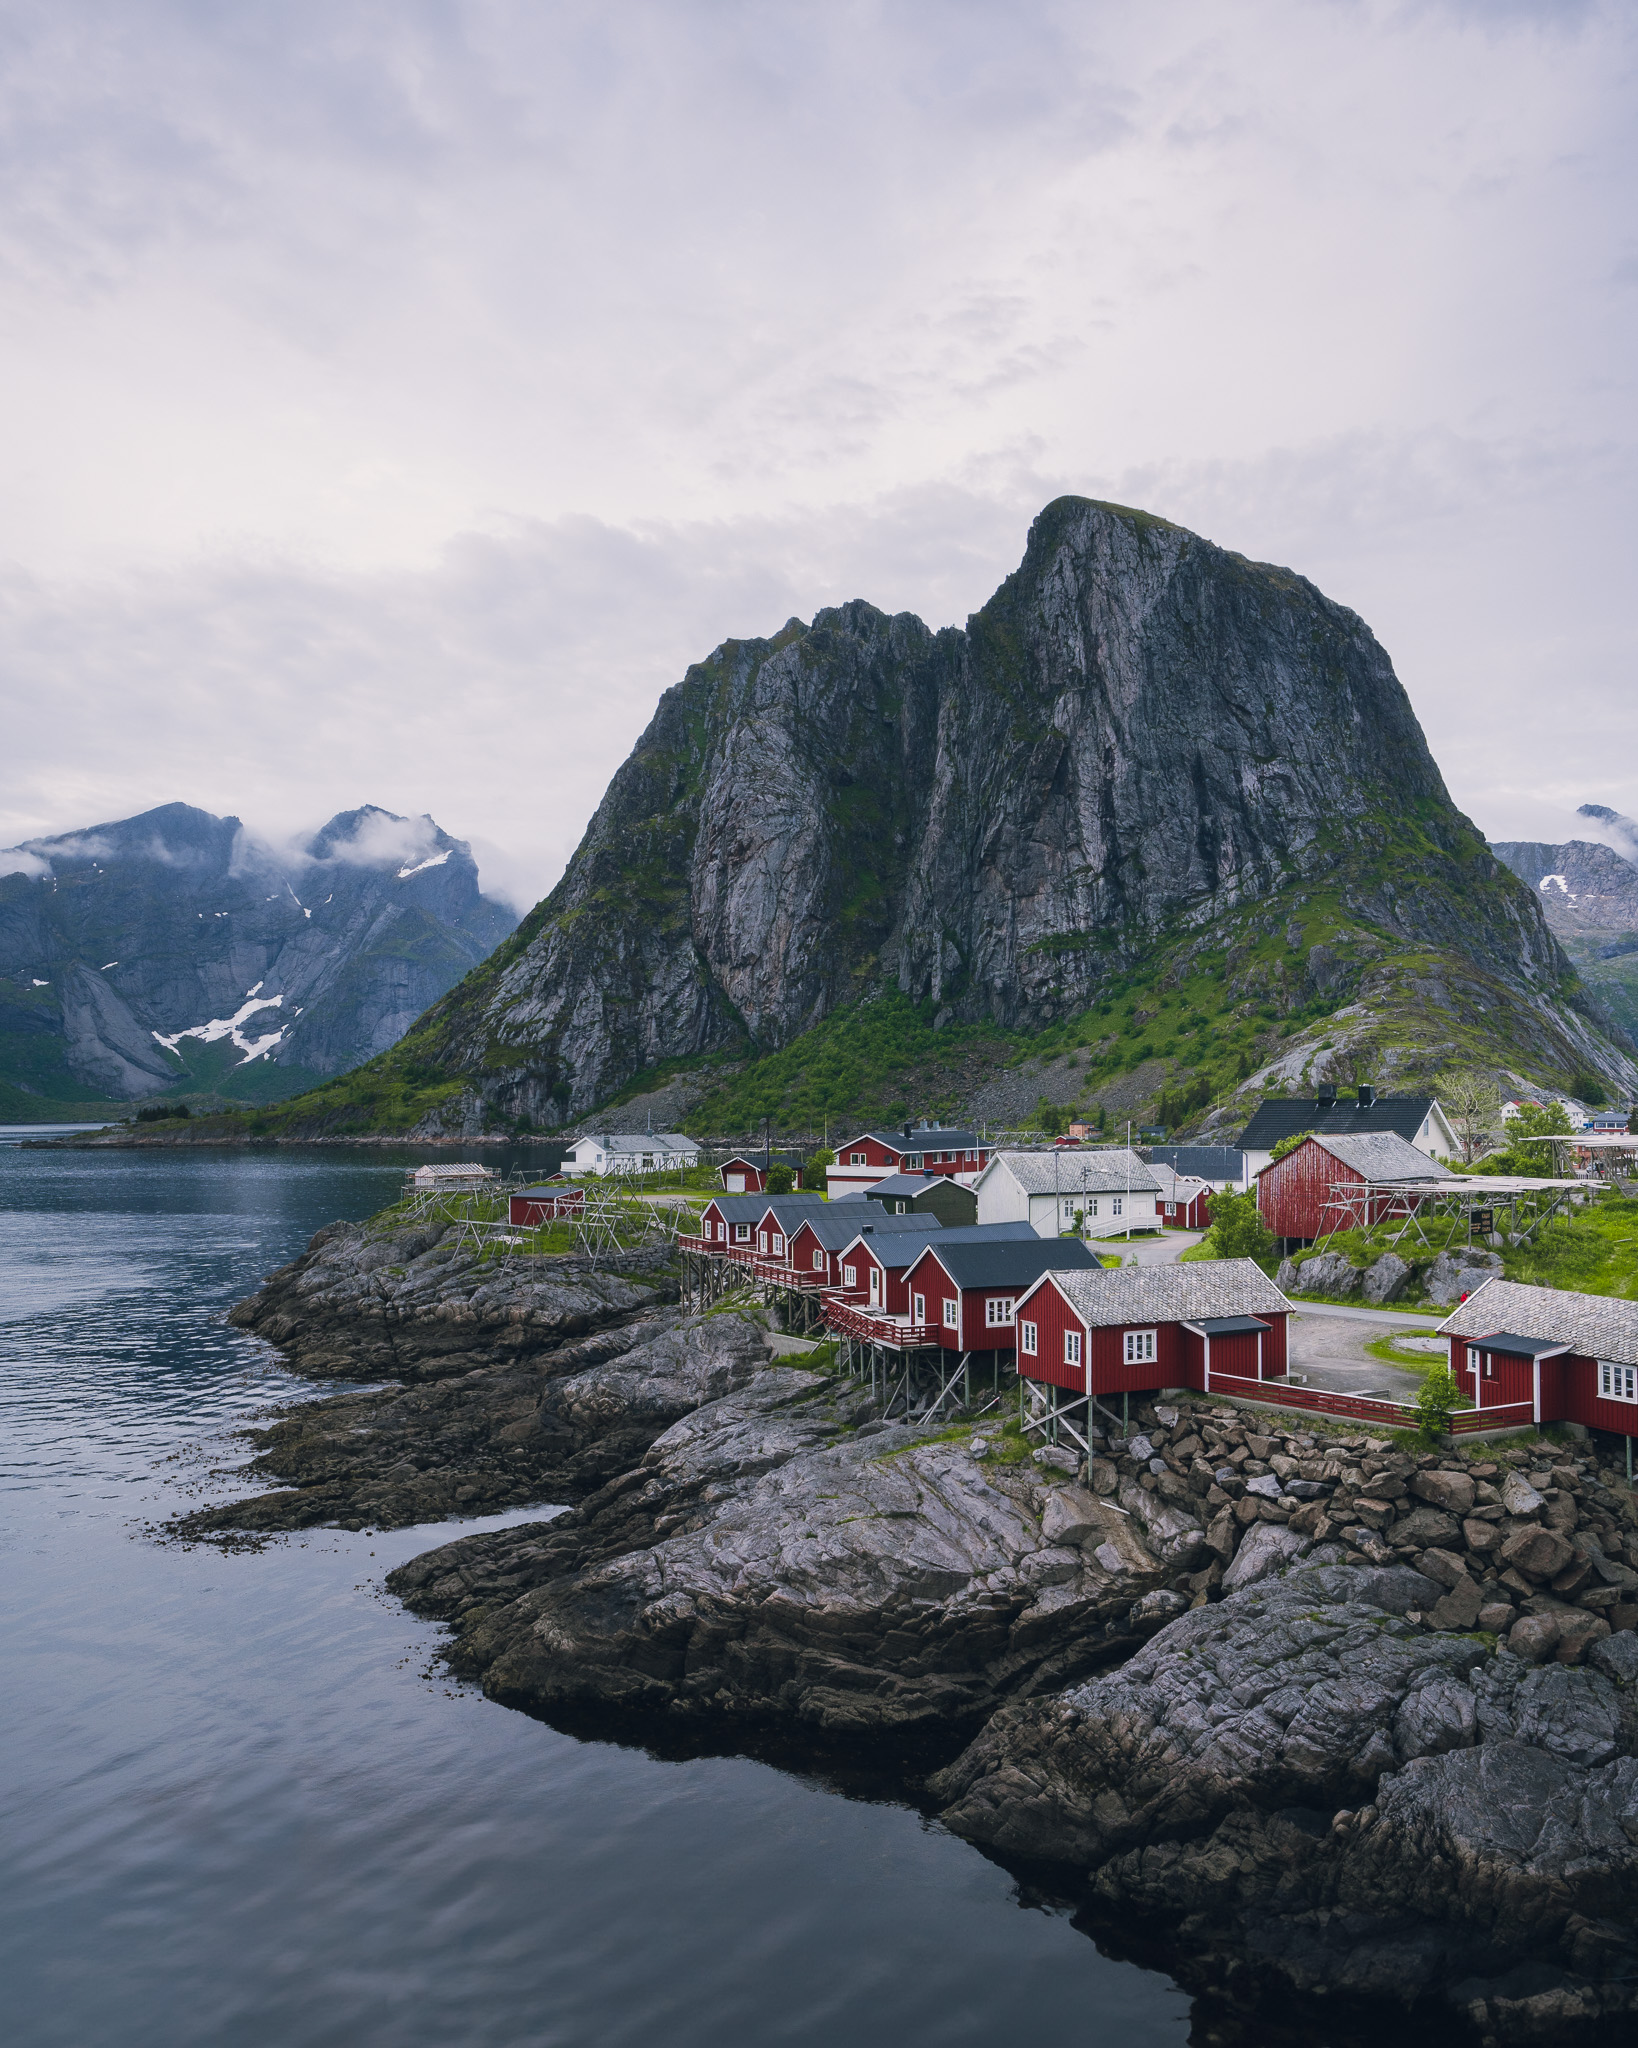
1018, 1319, 1038, 1356
642, 1156, 654, 1171
1124, 1328, 1157, 1364
1599, 1360, 1638, 1404
1087, 1198, 1099, 1218
1064, 1329, 1082, 1367
985, 1296, 1015, 1327
850, 1151, 866, 1165
1165, 1203, 1175, 1217
758, 1231, 768, 1252
943, 1296, 959, 1328
1111, 1196, 1124, 1217
812, 1250, 825, 1271
842, 1264, 857, 1288
905, 1154, 922, 1168
1061, 1199, 1076, 1221
913, 1292, 926, 1324
734, 1224, 751, 1243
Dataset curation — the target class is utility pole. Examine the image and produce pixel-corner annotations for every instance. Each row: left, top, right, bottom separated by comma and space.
1126, 1119, 1133, 1242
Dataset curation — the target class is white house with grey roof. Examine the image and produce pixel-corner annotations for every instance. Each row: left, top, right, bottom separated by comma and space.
566, 1131, 700, 1176
975, 1148, 1161, 1238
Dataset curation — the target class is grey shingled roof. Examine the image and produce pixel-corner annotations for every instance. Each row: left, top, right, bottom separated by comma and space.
1035, 1260, 1292, 1329
1146, 1162, 1211, 1200
986, 1148, 1161, 1195
1438, 1279, 1638, 1366
1312, 1131, 1452, 1181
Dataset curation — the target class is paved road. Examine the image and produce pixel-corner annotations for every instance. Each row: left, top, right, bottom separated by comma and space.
1287, 1307, 1442, 1403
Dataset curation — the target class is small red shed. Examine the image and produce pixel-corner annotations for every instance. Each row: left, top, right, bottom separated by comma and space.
1147, 1162, 1215, 1230
1438, 1279, 1638, 1437
1256, 1130, 1451, 1247
510, 1183, 585, 1225
1014, 1260, 1293, 1400
903, 1236, 1103, 1353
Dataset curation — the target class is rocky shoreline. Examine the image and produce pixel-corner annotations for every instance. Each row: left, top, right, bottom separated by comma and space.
199, 1216, 1638, 2040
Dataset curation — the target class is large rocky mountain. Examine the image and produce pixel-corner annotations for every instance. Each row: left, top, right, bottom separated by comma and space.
0, 803, 516, 1105
1492, 809, 1638, 1041
368, 497, 1632, 1134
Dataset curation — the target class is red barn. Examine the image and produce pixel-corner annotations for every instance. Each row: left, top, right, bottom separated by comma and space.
1255, 1131, 1451, 1248
510, 1183, 585, 1225
1439, 1279, 1638, 1437
901, 1236, 1103, 1353
1013, 1261, 1293, 1400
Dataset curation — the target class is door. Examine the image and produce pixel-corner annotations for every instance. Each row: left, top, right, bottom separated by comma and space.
726, 1173, 744, 1191
869, 1266, 882, 1306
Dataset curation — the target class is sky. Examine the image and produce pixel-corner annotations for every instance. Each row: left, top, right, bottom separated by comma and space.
1, 0, 1635, 909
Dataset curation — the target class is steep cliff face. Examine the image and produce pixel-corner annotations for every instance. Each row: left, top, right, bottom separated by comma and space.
394, 497, 1617, 1130
0, 803, 516, 1102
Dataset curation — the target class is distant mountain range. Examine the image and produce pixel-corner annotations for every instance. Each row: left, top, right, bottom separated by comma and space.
0, 803, 517, 1111
1492, 806, 1638, 1041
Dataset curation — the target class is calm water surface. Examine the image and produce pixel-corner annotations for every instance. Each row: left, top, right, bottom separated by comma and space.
0, 1134, 1193, 2047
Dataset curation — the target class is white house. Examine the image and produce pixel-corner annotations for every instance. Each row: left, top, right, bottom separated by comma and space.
973, 1148, 1161, 1238
565, 1132, 700, 1177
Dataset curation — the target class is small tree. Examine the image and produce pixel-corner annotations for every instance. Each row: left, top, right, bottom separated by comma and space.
1570, 1072, 1607, 1108
1269, 1128, 1315, 1164
804, 1145, 834, 1188
1437, 1066, 1503, 1166
1629, 1103, 1638, 1136
1416, 1366, 1465, 1439
1204, 1189, 1275, 1262
1498, 1099, 1574, 1177
766, 1164, 795, 1194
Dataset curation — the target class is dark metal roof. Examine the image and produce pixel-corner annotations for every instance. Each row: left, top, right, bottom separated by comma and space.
848, 1221, 1037, 1268
1473, 1329, 1569, 1357
1189, 1315, 1271, 1336
794, 1209, 942, 1251
1141, 1145, 1246, 1181
703, 1193, 826, 1221
863, 1173, 970, 1199
836, 1125, 982, 1152
913, 1237, 1103, 1289
1238, 1096, 1434, 1151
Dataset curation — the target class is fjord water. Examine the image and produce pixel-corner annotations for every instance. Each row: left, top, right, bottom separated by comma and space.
0, 1136, 1189, 2048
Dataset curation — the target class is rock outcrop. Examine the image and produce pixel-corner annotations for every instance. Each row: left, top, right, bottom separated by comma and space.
1493, 825, 1638, 1045
226, 1215, 676, 1380
932, 1564, 1638, 2035
380, 499, 1629, 1127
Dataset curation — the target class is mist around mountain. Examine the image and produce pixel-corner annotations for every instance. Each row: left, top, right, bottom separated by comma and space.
1492, 806, 1638, 1043
0, 803, 517, 1113
231, 498, 1636, 1143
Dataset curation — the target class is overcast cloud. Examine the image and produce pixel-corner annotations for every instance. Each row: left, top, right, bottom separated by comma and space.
1, 0, 1634, 907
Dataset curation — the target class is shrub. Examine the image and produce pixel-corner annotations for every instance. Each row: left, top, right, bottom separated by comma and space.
1570, 1073, 1607, 1107
1203, 1189, 1274, 1262
1416, 1367, 1465, 1438
766, 1164, 795, 1194
1269, 1128, 1315, 1163
804, 1146, 834, 1186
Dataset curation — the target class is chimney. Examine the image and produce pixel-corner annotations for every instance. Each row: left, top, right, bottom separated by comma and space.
902, 1122, 912, 1142
1316, 1083, 1337, 1108
1357, 1084, 1376, 1109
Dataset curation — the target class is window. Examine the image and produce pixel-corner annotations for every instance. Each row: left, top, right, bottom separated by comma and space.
895, 1200, 907, 1214
1124, 1329, 1157, 1365
985, 1296, 1015, 1327
772, 1232, 784, 1256
1111, 1197, 1124, 1217
1061, 1199, 1076, 1221
758, 1231, 768, 1252
1599, 1360, 1638, 1404
842, 1264, 857, 1288
1018, 1319, 1038, 1356
1087, 1198, 1099, 1218
734, 1224, 750, 1243
905, 1154, 922, 1169
913, 1292, 926, 1324
1165, 1203, 1175, 1217
943, 1296, 959, 1328
812, 1250, 825, 1271
1064, 1329, 1082, 1367
850, 1151, 866, 1165
642, 1156, 654, 1171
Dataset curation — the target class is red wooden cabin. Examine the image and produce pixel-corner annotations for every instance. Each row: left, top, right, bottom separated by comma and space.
510, 1183, 585, 1225
783, 1207, 929, 1287
697, 1191, 823, 1251
826, 1124, 991, 1197
836, 1221, 1039, 1314
1013, 1261, 1293, 1399
1256, 1131, 1450, 1247
1439, 1279, 1638, 1437
1147, 1162, 1215, 1229
902, 1237, 1103, 1352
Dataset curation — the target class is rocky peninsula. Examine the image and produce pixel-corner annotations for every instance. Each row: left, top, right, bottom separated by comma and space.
200, 1215, 1638, 2039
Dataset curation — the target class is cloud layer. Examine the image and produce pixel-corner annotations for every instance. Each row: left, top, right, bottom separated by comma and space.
1, 1, 1634, 903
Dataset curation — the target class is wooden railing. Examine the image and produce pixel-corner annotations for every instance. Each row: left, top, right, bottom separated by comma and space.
1207, 1372, 1534, 1434
675, 1233, 714, 1254
822, 1298, 938, 1347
